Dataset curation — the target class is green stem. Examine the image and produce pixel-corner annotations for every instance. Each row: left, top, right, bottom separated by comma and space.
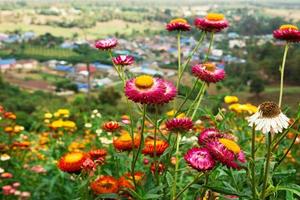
260, 132, 272, 200
186, 82, 204, 116
131, 104, 146, 187
174, 173, 203, 200
108, 51, 125, 84
204, 33, 214, 62
274, 134, 297, 171
278, 43, 289, 108
174, 32, 181, 109
191, 83, 207, 120
172, 133, 181, 199
200, 173, 209, 199
174, 79, 199, 117
178, 31, 206, 82
251, 125, 257, 200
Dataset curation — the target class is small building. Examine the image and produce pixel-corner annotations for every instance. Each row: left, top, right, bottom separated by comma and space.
93, 77, 113, 87
0, 58, 16, 71
15, 59, 38, 70
55, 65, 74, 73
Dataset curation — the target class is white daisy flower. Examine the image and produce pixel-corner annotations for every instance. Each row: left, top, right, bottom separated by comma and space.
84, 123, 92, 128
0, 154, 11, 161
248, 101, 289, 134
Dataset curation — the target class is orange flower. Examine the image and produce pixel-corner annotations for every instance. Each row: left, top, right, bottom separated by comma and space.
113, 131, 141, 151
119, 171, 145, 190
12, 141, 30, 149
142, 138, 169, 157
3, 112, 16, 120
102, 121, 120, 132
57, 152, 88, 173
89, 149, 107, 160
90, 176, 119, 194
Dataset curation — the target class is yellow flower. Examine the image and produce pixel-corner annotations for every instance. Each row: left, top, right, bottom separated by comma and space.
224, 96, 239, 104
44, 113, 53, 119
51, 120, 64, 128
13, 125, 24, 133
63, 121, 76, 129
57, 109, 70, 116
166, 110, 185, 118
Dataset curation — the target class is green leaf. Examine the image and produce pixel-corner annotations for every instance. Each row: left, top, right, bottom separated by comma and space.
144, 193, 164, 199
277, 184, 300, 197
95, 193, 119, 199
286, 191, 295, 200
166, 172, 173, 187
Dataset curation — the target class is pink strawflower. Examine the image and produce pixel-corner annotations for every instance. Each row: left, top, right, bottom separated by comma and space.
112, 55, 134, 66
184, 147, 215, 171
166, 117, 193, 132
192, 62, 225, 83
82, 158, 95, 171
125, 75, 166, 104
30, 165, 47, 174
273, 24, 300, 43
95, 38, 118, 50
194, 13, 229, 32
20, 191, 31, 199
166, 18, 191, 32
206, 140, 246, 169
2, 185, 12, 195
198, 128, 235, 145
159, 80, 177, 104
12, 182, 20, 188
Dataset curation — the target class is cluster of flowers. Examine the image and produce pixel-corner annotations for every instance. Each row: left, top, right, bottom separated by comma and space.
2, 182, 31, 199
185, 128, 246, 171
44, 109, 76, 131
224, 95, 258, 115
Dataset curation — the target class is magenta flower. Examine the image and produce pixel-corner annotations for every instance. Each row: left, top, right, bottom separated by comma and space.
192, 63, 225, 83
184, 147, 215, 171
273, 24, 300, 43
95, 38, 118, 50
194, 13, 229, 32
166, 117, 193, 132
198, 128, 235, 145
112, 55, 134, 66
206, 140, 246, 169
166, 18, 191, 32
159, 80, 177, 104
125, 75, 166, 104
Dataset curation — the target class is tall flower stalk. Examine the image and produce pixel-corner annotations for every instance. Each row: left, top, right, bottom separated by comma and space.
260, 132, 272, 200
251, 125, 257, 199
278, 43, 289, 108
172, 132, 181, 199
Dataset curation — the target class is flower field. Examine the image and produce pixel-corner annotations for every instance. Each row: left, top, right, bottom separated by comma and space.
1, 13, 300, 200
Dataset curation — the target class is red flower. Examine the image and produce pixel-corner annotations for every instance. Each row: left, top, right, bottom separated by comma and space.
112, 55, 134, 66
194, 13, 229, 32
113, 131, 141, 151
150, 162, 165, 175
57, 152, 88, 173
88, 149, 107, 161
192, 62, 225, 83
166, 18, 191, 32
90, 176, 119, 194
95, 38, 118, 50
82, 158, 95, 171
273, 24, 300, 43
102, 121, 120, 132
142, 137, 169, 157
184, 147, 215, 171
166, 117, 193, 132
1, 172, 13, 179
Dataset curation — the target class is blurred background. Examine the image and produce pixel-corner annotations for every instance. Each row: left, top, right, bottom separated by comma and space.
0, 0, 299, 128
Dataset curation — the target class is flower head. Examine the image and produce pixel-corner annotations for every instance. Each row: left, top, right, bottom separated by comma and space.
89, 149, 107, 161
112, 55, 134, 66
166, 117, 193, 132
142, 137, 169, 157
90, 176, 119, 194
159, 80, 177, 104
57, 152, 88, 173
166, 18, 191, 32
125, 75, 166, 104
248, 101, 289, 134
194, 13, 229, 32
184, 147, 215, 171
206, 139, 245, 169
119, 172, 144, 190
224, 96, 239, 104
102, 121, 120, 132
150, 162, 165, 175
95, 38, 118, 50
229, 103, 258, 115
273, 24, 300, 43
113, 131, 141, 151
192, 63, 225, 83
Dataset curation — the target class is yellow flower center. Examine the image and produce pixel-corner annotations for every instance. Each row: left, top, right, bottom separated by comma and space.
206, 13, 224, 21
119, 133, 132, 142
203, 63, 216, 72
170, 18, 187, 24
64, 152, 84, 163
135, 75, 154, 89
279, 24, 298, 30
219, 138, 241, 153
